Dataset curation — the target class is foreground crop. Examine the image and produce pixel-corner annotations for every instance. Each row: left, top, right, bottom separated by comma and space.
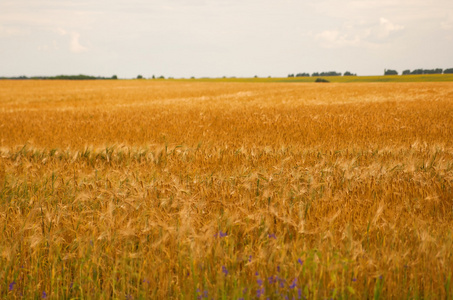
1, 81, 452, 299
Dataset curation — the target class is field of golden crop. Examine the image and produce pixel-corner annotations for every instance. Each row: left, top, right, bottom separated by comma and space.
1, 80, 452, 299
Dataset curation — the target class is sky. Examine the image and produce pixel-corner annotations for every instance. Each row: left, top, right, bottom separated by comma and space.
0, 0, 452, 78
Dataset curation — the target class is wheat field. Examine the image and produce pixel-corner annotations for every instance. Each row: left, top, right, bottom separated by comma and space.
1, 80, 452, 299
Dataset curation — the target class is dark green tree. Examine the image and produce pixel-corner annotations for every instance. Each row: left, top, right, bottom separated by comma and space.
384, 69, 398, 75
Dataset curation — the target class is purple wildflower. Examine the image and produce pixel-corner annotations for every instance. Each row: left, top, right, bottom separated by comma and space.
277, 265, 281, 272
298, 288, 302, 299
297, 258, 303, 265
243, 288, 248, 294
248, 255, 252, 262
268, 276, 276, 284
216, 231, 227, 238
256, 287, 265, 298
42, 291, 47, 299
268, 233, 276, 239
222, 266, 228, 276
290, 278, 297, 289
257, 278, 263, 286
278, 278, 285, 288
255, 271, 259, 276
9, 281, 16, 291
352, 278, 357, 282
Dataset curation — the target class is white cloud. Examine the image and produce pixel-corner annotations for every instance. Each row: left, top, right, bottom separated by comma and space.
375, 18, 404, 39
0, 25, 28, 37
38, 40, 59, 51
70, 32, 88, 53
314, 17, 404, 48
315, 30, 362, 48
55, 28, 67, 36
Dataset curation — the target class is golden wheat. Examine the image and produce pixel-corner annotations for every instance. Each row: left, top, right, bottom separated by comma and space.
0, 80, 452, 299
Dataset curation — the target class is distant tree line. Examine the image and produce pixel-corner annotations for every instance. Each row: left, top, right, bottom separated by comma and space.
288, 71, 356, 77
312, 71, 342, 77
403, 69, 440, 75
0, 74, 118, 80
385, 68, 453, 75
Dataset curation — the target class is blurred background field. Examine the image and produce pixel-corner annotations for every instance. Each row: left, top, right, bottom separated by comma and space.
0, 80, 452, 299
193, 74, 453, 83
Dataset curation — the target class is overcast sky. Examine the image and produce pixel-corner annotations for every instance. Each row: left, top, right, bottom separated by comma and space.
1, 0, 452, 78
